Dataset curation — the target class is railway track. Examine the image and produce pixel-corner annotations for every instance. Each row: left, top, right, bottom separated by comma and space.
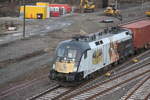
49, 54, 150, 100
0, 74, 54, 100
0, 47, 149, 100
28, 84, 71, 100
0, 50, 148, 100
22, 50, 150, 100
0, 74, 47, 98
121, 75, 150, 100
52, 59, 150, 100
51, 50, 150, 99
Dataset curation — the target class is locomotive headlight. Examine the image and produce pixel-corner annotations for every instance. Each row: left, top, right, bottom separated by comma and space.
73, 66, 77, 72
72, 59, 75, 62
52, 64, 55, 69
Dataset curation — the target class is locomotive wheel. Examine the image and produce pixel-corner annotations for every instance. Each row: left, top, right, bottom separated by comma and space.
85, 74, 93, 80
117, 59, 122, 64
140, 48, 145, 53
135, 49, 141, 55
111, 61, 119, 67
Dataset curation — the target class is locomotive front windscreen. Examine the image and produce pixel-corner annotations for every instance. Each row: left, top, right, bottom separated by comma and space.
67, 49, 77, 59
54, 46, 80, 73
57, 47, 65, 57
53, 41, 90, 73
57, 47, 78, 60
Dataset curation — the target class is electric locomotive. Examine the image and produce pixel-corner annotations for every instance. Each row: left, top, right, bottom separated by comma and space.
49, 27, 134, 81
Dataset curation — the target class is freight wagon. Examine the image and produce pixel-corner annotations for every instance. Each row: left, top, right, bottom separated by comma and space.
122, 20, 150, 50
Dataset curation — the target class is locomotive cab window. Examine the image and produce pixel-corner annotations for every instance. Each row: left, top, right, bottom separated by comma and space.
67, 49, 77, 59
57, 48, 65, 57
99, 40, 103, 44
95, 40, 103, 46
95, 41, 100, 45
57, 48, 77, 59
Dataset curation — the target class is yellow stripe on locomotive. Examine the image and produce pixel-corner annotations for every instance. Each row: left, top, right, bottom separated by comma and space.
55, 61, 75, 73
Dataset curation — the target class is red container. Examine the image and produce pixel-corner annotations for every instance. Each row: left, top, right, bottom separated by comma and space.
63, 4, 72, 13
51, 12, 60, 17
122, 20, 150, 49
49, 4, 71, 13
50, 7, 60, 17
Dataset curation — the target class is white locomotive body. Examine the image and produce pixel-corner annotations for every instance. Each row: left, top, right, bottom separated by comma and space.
49, 28, 134, 81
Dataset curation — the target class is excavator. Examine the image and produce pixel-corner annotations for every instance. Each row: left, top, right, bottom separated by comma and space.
79, 0, 95, 13
145, 11, 150, 17
104, 4, 120, 16
104, 1, 120, 16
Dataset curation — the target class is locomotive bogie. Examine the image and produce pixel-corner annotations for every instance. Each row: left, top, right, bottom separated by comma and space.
49, 70, 84, 81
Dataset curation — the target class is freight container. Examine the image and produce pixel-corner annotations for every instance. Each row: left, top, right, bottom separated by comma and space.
60, 7, 66, 15
20, 5, 47, 19
36, 2, 50, 18
63, 4, 72, 13
36, 2, 49, 6
122, 20, 150, 49
49, 4, 72, 13
50, 7, 60, 17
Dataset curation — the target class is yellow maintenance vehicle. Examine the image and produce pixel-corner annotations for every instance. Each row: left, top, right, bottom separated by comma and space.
145, 11, 150, 17
80, 0, 95, 13
104, 4, 120, 16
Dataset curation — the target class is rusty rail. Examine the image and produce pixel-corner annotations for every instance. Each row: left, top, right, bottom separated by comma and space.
87, 70, 150, 100
28, 84, 61, 100
56, 61, 150, 100
124, 76, 150, 100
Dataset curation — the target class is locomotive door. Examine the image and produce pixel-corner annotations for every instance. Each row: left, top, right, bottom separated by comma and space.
102, 43, 110, 67
80, 49, 91, 77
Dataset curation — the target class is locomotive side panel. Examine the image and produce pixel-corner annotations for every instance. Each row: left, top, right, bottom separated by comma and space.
102, 39, 111, 66
80, 42, 106, 78
78, 30, 133, 78
112, 31, 133, 59
78, 50, 92, 77
80, 31, 132, 78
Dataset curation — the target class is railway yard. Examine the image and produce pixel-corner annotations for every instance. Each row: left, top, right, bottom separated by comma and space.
0, 1, 150, 100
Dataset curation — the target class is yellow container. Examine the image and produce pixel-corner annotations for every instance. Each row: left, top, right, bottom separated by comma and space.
20, 5, 47, 19
36, 2, 50, 18
36, 2, 49, 6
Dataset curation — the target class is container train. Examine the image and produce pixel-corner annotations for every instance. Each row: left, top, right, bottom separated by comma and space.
49, 20, 150, 82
